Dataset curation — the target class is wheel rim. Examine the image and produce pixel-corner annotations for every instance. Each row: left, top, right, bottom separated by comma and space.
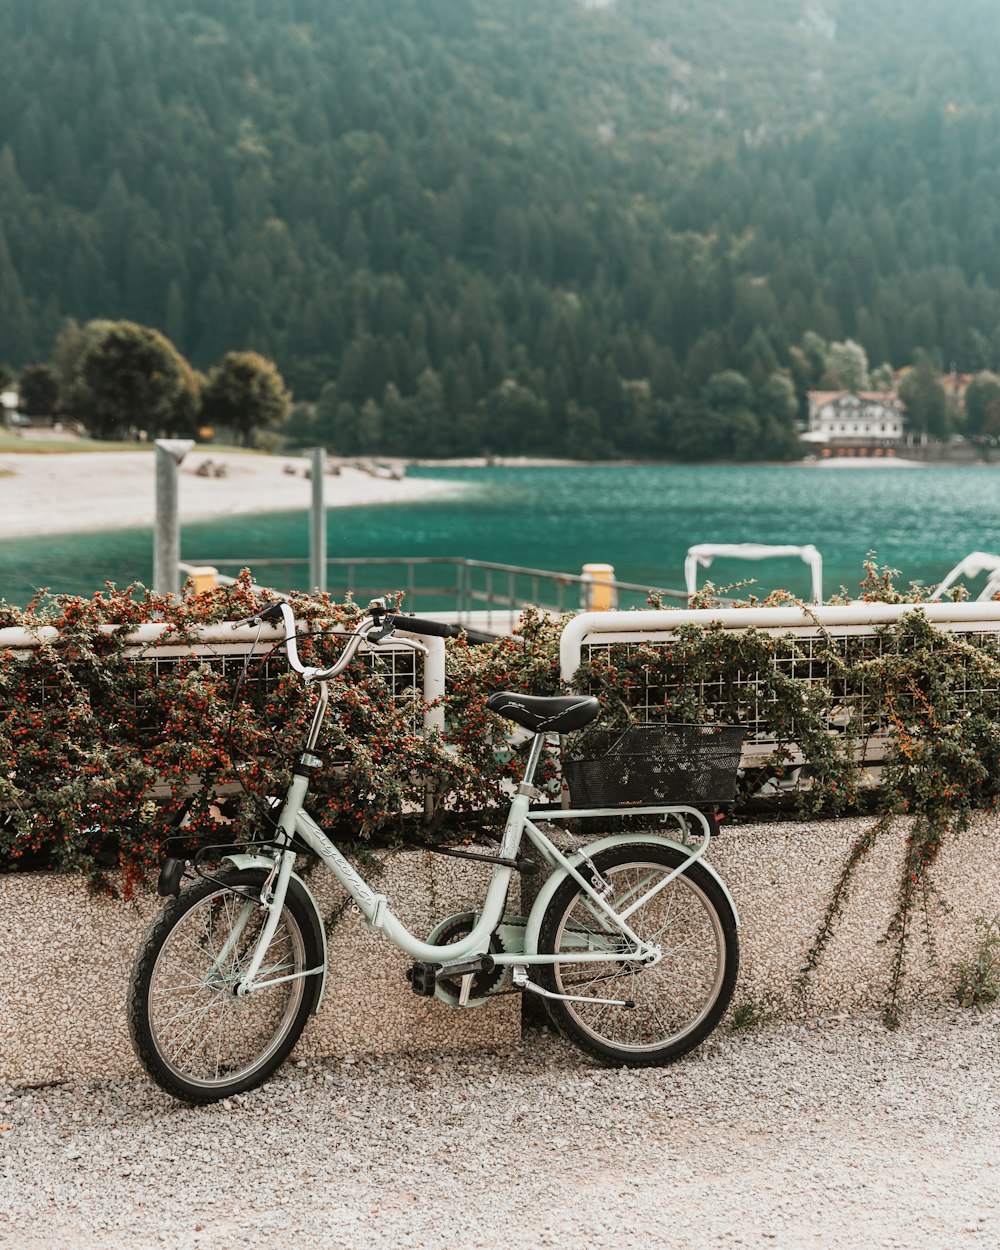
147, 887, 307, 1090
552, 861, 727, 1053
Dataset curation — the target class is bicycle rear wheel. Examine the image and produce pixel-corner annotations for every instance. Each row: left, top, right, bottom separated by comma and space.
537, 842, 738, 1066
127, 866, 323, 1103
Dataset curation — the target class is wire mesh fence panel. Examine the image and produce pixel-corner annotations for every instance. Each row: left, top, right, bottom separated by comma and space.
579, 620, 1000, 795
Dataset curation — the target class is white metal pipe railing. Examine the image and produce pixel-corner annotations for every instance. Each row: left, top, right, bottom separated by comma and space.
559, 599, 1000, 781
12, 597, 1000, 805
684, 543, 823, 605
928, 551, 1000, 601
0, 622, 445, 736
559, 598, 1000, 684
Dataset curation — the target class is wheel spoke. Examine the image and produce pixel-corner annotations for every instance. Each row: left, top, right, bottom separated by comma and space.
165, 995, 225, 1066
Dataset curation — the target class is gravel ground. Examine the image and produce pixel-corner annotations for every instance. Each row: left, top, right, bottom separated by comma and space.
1, 1008, 997, 1250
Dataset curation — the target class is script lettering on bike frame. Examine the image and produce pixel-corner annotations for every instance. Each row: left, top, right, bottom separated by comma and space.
304, 823, 379, 908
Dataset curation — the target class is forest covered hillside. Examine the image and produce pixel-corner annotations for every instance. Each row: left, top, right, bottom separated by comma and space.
2, 0, 1000, 457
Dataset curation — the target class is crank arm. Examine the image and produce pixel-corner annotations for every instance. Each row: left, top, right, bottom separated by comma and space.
512, 965, 635, 1009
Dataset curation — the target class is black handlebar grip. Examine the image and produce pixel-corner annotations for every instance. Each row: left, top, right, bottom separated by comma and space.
390, 614, 457, 639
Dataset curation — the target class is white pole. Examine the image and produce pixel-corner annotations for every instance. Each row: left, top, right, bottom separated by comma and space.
310, 447, 326, 593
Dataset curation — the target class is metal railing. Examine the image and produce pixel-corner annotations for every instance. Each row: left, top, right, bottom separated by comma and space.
183, 555, 688, 623
559, 600, 1000, 788
0, 620, 435, 721
10, 599, 1000, 805
0, 623, 440, 801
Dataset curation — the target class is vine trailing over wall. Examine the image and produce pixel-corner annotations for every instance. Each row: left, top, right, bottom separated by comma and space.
0, 574, 568, 896
797, 611, 1000, 1024
2, 562, 1000, 1023
574, 563, 1000, 1025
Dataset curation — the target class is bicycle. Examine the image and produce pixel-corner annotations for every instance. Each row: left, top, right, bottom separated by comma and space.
127, 599, 743, 1103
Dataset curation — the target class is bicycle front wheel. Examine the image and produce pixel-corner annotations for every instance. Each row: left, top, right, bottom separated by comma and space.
537, 842, 738, 1066
127, 866, 323, 1103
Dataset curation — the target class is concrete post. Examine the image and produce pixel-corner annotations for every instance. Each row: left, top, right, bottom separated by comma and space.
309, 447, 327, 593
153, 439, 194, 597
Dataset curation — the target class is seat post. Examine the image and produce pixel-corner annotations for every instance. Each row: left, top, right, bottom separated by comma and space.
520, 732, 547, 787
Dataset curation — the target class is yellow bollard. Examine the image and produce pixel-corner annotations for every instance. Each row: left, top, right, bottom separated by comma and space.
581, 563, 617, 611
186, 566, 219, 595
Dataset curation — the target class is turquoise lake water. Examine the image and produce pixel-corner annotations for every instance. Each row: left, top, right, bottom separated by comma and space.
3, 463, 1000, 608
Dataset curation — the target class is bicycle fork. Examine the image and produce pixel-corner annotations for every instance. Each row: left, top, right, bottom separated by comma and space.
226, 774, 328, 997
224, 842, 287, 995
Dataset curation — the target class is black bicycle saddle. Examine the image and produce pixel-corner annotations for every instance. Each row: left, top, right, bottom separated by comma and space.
485, 692, 600, 735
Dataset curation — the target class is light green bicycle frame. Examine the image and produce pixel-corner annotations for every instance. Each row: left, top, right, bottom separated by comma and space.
233, 726, 717, 997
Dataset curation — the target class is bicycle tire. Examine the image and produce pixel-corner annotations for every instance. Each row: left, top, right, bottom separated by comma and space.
537, 842, 738, 1066
127, 866, 323, 1103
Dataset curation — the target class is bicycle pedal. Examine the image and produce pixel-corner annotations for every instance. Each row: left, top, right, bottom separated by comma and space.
435, 954, 494, 982
406, 962, 439, 997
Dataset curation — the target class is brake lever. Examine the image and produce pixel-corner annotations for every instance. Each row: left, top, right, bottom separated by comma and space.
364, 623, 429, 655
366, 617, 396, 644
231, 602, 285, 630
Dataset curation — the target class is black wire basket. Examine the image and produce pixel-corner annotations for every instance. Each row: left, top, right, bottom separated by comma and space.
561, 722, 748, 808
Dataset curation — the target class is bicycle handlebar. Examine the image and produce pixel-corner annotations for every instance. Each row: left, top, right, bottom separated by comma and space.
231, 600, 494, 681
390, 614, 495, 645
231, 601, 368, 681
231, 599, 457, 684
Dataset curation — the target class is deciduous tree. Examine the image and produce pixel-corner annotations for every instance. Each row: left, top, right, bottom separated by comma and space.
898, 362, 951, 441
17, 363, 59, 416
822, 339, 870, 391
963, 371, 1000, 439
200, 351, 291, 447
65, 320, 199, 440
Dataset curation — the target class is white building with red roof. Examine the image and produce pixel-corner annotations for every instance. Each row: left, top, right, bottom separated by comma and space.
804, 390, 905, 457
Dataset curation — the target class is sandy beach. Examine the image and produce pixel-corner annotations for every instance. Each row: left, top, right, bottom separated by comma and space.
0, 450, 458, 539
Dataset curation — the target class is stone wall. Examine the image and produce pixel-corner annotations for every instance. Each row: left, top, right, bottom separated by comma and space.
0, 851, 522, 1086
2, 815, 998, 1086
714, 813, 1000, 1016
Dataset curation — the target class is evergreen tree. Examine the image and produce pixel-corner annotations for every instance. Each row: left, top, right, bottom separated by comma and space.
562, 401, 608, 461
282, 401, 318, 449
4, 0, 1000, 462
